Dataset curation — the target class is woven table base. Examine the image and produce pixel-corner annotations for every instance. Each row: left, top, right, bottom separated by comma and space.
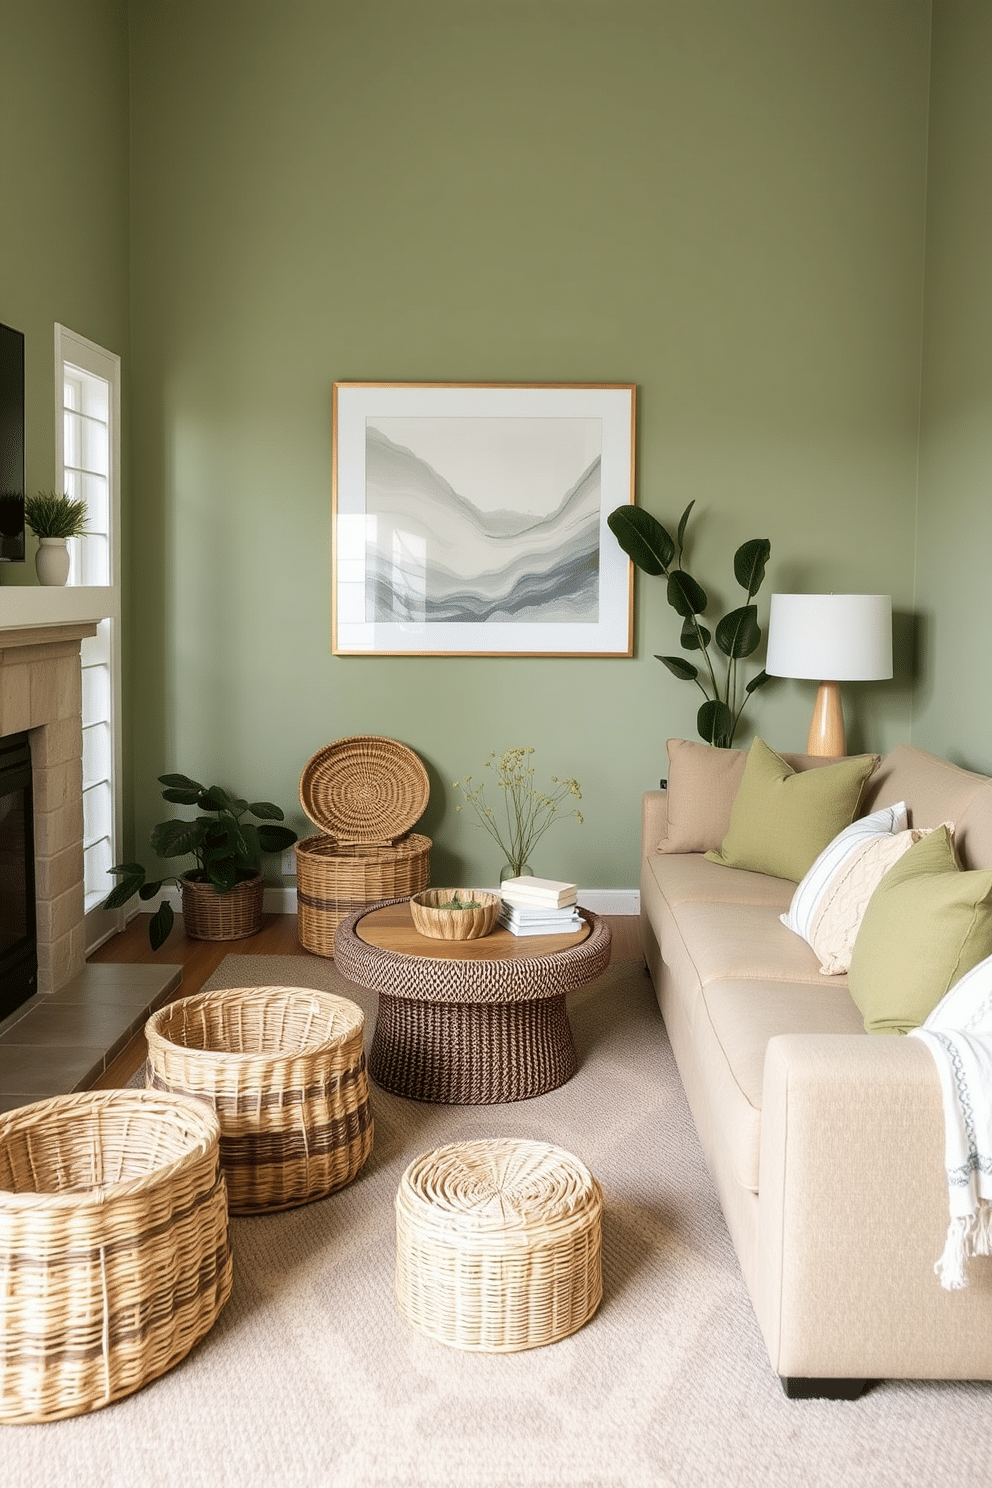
369, 992, 576, 1104
395, 1138, 603, 1352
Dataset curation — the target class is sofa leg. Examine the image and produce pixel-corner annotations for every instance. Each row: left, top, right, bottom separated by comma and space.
780, 1377, 870, 1401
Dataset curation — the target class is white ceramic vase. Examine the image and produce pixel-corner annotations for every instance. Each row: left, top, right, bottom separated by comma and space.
35, 538, 71, 586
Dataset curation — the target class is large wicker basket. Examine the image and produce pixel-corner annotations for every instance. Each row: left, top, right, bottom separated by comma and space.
145, 984, 374, 1214
395, 1139, 603, 1353
0, 1089, 232, 1425
295, 735, 431, 956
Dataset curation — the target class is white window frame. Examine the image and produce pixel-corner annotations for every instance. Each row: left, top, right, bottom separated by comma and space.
55, 324, 124, 951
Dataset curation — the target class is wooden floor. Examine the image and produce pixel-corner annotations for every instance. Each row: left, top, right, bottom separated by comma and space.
88, 912, 644, 1090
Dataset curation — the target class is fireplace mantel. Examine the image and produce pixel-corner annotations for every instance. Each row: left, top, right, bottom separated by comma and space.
0, 585, 118, 635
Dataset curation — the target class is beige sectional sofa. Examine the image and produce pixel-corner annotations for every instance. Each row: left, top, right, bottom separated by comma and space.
639, 742, 992, 1398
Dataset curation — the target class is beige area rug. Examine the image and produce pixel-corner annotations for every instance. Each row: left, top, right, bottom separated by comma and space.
3, 954, 991, 1488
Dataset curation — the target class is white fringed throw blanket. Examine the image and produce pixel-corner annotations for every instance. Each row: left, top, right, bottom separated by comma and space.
909, 953, 992, 1289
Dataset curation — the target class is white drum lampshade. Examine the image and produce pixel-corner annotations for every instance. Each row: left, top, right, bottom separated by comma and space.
765, 594, 892, 756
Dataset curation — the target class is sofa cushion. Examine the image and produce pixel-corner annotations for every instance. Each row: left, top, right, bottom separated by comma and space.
645, 851, 798, 911
705, 738, 879, 882
848, 825, 992, 1035
694, 977, 864, 1193
668, 900, 831, 989
656, 738, 864, 855
860, 744, 990, 839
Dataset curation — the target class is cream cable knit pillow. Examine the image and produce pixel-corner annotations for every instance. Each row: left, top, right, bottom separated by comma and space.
781, 802, 923, 975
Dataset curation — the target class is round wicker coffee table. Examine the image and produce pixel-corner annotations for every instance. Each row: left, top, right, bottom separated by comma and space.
334, 900, 612, 1104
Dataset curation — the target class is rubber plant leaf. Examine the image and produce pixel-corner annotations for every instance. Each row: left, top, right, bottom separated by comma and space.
607, 506, 676, 575
666, 569, 707, 618
247, 801, 285, 822
158, 773, 203, 792
697, 699, 735, 746
745, 669, 772, 693
680, 617, 711, 652
733, 538, 771, 598
151, 817, 207, 859
656, 655, 698, 681
715, 605, 761, 659
148, 901, 175, 952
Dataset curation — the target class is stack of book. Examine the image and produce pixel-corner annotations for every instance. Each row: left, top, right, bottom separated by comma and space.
498, 876, 582, 936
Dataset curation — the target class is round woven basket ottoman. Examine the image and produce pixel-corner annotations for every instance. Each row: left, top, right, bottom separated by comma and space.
0, 1089, 232, 1425
145, 985, 373, 1214
395, 1139, 603, 1352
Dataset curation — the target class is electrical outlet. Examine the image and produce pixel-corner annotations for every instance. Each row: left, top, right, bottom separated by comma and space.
281, 849, 296, 876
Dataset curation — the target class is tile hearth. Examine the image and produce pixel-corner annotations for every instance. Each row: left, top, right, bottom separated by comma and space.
0, 960, 182, 1113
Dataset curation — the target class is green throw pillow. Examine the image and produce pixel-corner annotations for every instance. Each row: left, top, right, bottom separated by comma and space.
848, 825, 992, 1035
704, 737, 878, 882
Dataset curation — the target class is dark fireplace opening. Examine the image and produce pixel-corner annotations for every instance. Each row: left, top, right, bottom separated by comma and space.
0, 731, 36, 1021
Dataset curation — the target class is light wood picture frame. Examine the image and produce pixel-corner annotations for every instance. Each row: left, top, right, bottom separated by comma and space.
332, 381, 636, 656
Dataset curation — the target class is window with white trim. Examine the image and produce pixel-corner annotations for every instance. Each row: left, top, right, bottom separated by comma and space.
56, 326, 122, 944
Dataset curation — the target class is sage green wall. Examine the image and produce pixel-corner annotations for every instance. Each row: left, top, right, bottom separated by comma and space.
126, 0, 930, 889
0, 0, 130, 586
914, 0, 992, 775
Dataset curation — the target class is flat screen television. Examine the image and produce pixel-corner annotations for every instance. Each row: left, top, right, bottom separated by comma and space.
0, 320, 26, 562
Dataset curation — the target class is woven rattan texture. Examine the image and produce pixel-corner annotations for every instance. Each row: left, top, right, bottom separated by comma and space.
395, 1139, 603, 1352
370, 992, 577, 1103
0, 1089, 232, 1425
299, 735, 430, 842
336, 902, 612, 1104
180, 871, 264, 941
334, 903, 612, 1004
296, 834, 431, 956
145, 985, 373, 1214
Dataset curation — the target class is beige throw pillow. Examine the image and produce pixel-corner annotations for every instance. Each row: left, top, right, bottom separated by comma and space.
657, 737, 869, 855
705, 737, 879, 882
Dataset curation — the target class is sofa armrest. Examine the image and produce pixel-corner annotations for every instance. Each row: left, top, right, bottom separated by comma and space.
642, 789, 669, 853
756, 1033, 992, 1380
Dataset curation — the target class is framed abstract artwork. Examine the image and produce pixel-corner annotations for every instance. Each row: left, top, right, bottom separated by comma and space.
331, 381, 636, 656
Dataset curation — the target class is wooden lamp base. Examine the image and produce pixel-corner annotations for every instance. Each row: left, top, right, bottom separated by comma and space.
806, 681, 846, 757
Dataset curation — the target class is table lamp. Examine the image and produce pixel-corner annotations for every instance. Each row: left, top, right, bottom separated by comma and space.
765, 593, 892, 756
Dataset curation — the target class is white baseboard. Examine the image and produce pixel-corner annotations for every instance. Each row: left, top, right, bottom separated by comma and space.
146, 887, 641, 916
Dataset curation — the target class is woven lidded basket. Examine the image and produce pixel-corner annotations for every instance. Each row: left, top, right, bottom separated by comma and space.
0, 1089, 231, 1425
145, 984, 373, 1214
296, 735, 431, 955
395, 1139, 603, 1353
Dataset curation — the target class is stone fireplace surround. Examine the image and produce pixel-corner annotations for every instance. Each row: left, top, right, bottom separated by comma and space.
0, 615, 180, 1112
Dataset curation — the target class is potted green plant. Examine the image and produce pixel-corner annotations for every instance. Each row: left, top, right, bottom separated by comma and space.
102, 773, 299, 949
607, 499, 773, 747
23, 491, 88, 586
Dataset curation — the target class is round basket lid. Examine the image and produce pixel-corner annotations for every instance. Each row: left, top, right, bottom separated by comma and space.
299, 735, 430, 843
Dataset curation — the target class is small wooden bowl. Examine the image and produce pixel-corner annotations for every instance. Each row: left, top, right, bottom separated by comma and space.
409, 888, 500, 941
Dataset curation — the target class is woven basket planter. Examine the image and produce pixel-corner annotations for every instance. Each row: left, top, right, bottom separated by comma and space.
146, 984, 373, 1214
180, 870, 264, 942
295, 735, 431, 957
0, 1089, 231, 1425
395, 1139, 603, 1352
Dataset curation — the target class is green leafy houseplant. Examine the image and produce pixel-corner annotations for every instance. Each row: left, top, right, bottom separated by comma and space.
23, 491, 89, 538
452, 748, 583, 878
102, 774, 298, 950
607, 500, 772, 748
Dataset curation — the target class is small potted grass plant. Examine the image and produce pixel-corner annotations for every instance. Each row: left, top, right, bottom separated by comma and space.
23, 491, 88, 586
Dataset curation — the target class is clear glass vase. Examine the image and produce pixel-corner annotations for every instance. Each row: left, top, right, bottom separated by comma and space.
499, 863, 534, 884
